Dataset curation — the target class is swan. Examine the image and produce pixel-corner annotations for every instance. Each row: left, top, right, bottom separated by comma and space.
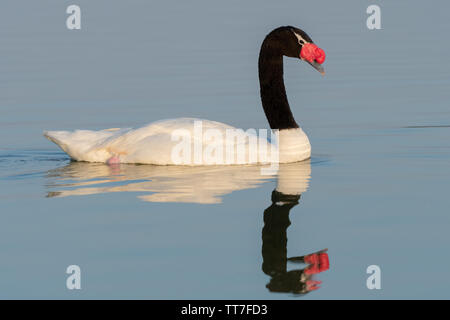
44, 26, 325, 165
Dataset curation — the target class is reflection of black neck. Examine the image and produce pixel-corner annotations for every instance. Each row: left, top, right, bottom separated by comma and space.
262, 190, 308, 294
262, 191, 300, 275
259, 35, 299, 130
262, 189, 330, 294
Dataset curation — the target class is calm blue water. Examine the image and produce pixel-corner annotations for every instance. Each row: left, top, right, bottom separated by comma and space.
1, 0, 450, 299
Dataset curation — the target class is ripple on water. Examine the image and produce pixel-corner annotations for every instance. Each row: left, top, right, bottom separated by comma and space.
403, 125, 450, 129
0, 149, 69, 180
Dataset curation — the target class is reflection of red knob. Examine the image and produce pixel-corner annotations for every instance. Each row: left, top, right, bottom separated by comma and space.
305, 264, 320, 275
304, 252, 330, 274
304, 253, 319, 265
319, 253, 330, 272
306, 280, 322, 291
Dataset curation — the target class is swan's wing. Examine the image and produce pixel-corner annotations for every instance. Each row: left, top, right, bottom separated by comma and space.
106, 118, 257, 165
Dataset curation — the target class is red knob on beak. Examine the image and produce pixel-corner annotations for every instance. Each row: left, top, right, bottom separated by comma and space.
300, 43, 326, 64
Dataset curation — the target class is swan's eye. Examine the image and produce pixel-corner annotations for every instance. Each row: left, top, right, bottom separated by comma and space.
292, 32, 308, 46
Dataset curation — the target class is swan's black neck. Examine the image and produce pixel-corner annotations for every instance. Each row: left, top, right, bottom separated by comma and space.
259, 32, 299, 130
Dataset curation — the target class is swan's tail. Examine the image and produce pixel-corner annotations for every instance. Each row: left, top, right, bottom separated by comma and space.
44, 129, 120, 162
44, 131, 74, 156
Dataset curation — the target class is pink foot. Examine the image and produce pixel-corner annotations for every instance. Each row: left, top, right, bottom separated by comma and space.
106, 155, 120, 165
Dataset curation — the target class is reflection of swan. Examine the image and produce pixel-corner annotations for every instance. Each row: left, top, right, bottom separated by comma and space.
45, 158, 328, 293
262, 180, 329, 295
46, 160, 311, 204
44, 26, 325, 165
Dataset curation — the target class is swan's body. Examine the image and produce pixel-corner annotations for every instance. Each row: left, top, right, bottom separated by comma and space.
44, 118, 310, 164
44, 26, 325, 165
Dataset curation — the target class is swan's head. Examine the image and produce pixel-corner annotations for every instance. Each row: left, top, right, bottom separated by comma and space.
266, 26, 326, 75
291, 27, 326, 75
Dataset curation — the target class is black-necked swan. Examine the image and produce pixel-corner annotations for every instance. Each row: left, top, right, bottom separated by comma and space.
44, 26, 325, 165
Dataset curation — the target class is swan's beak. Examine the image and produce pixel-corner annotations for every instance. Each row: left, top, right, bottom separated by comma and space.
307, 60, 325, 76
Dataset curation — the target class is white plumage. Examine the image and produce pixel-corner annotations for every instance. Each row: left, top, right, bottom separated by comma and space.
44, 118, 311, 165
